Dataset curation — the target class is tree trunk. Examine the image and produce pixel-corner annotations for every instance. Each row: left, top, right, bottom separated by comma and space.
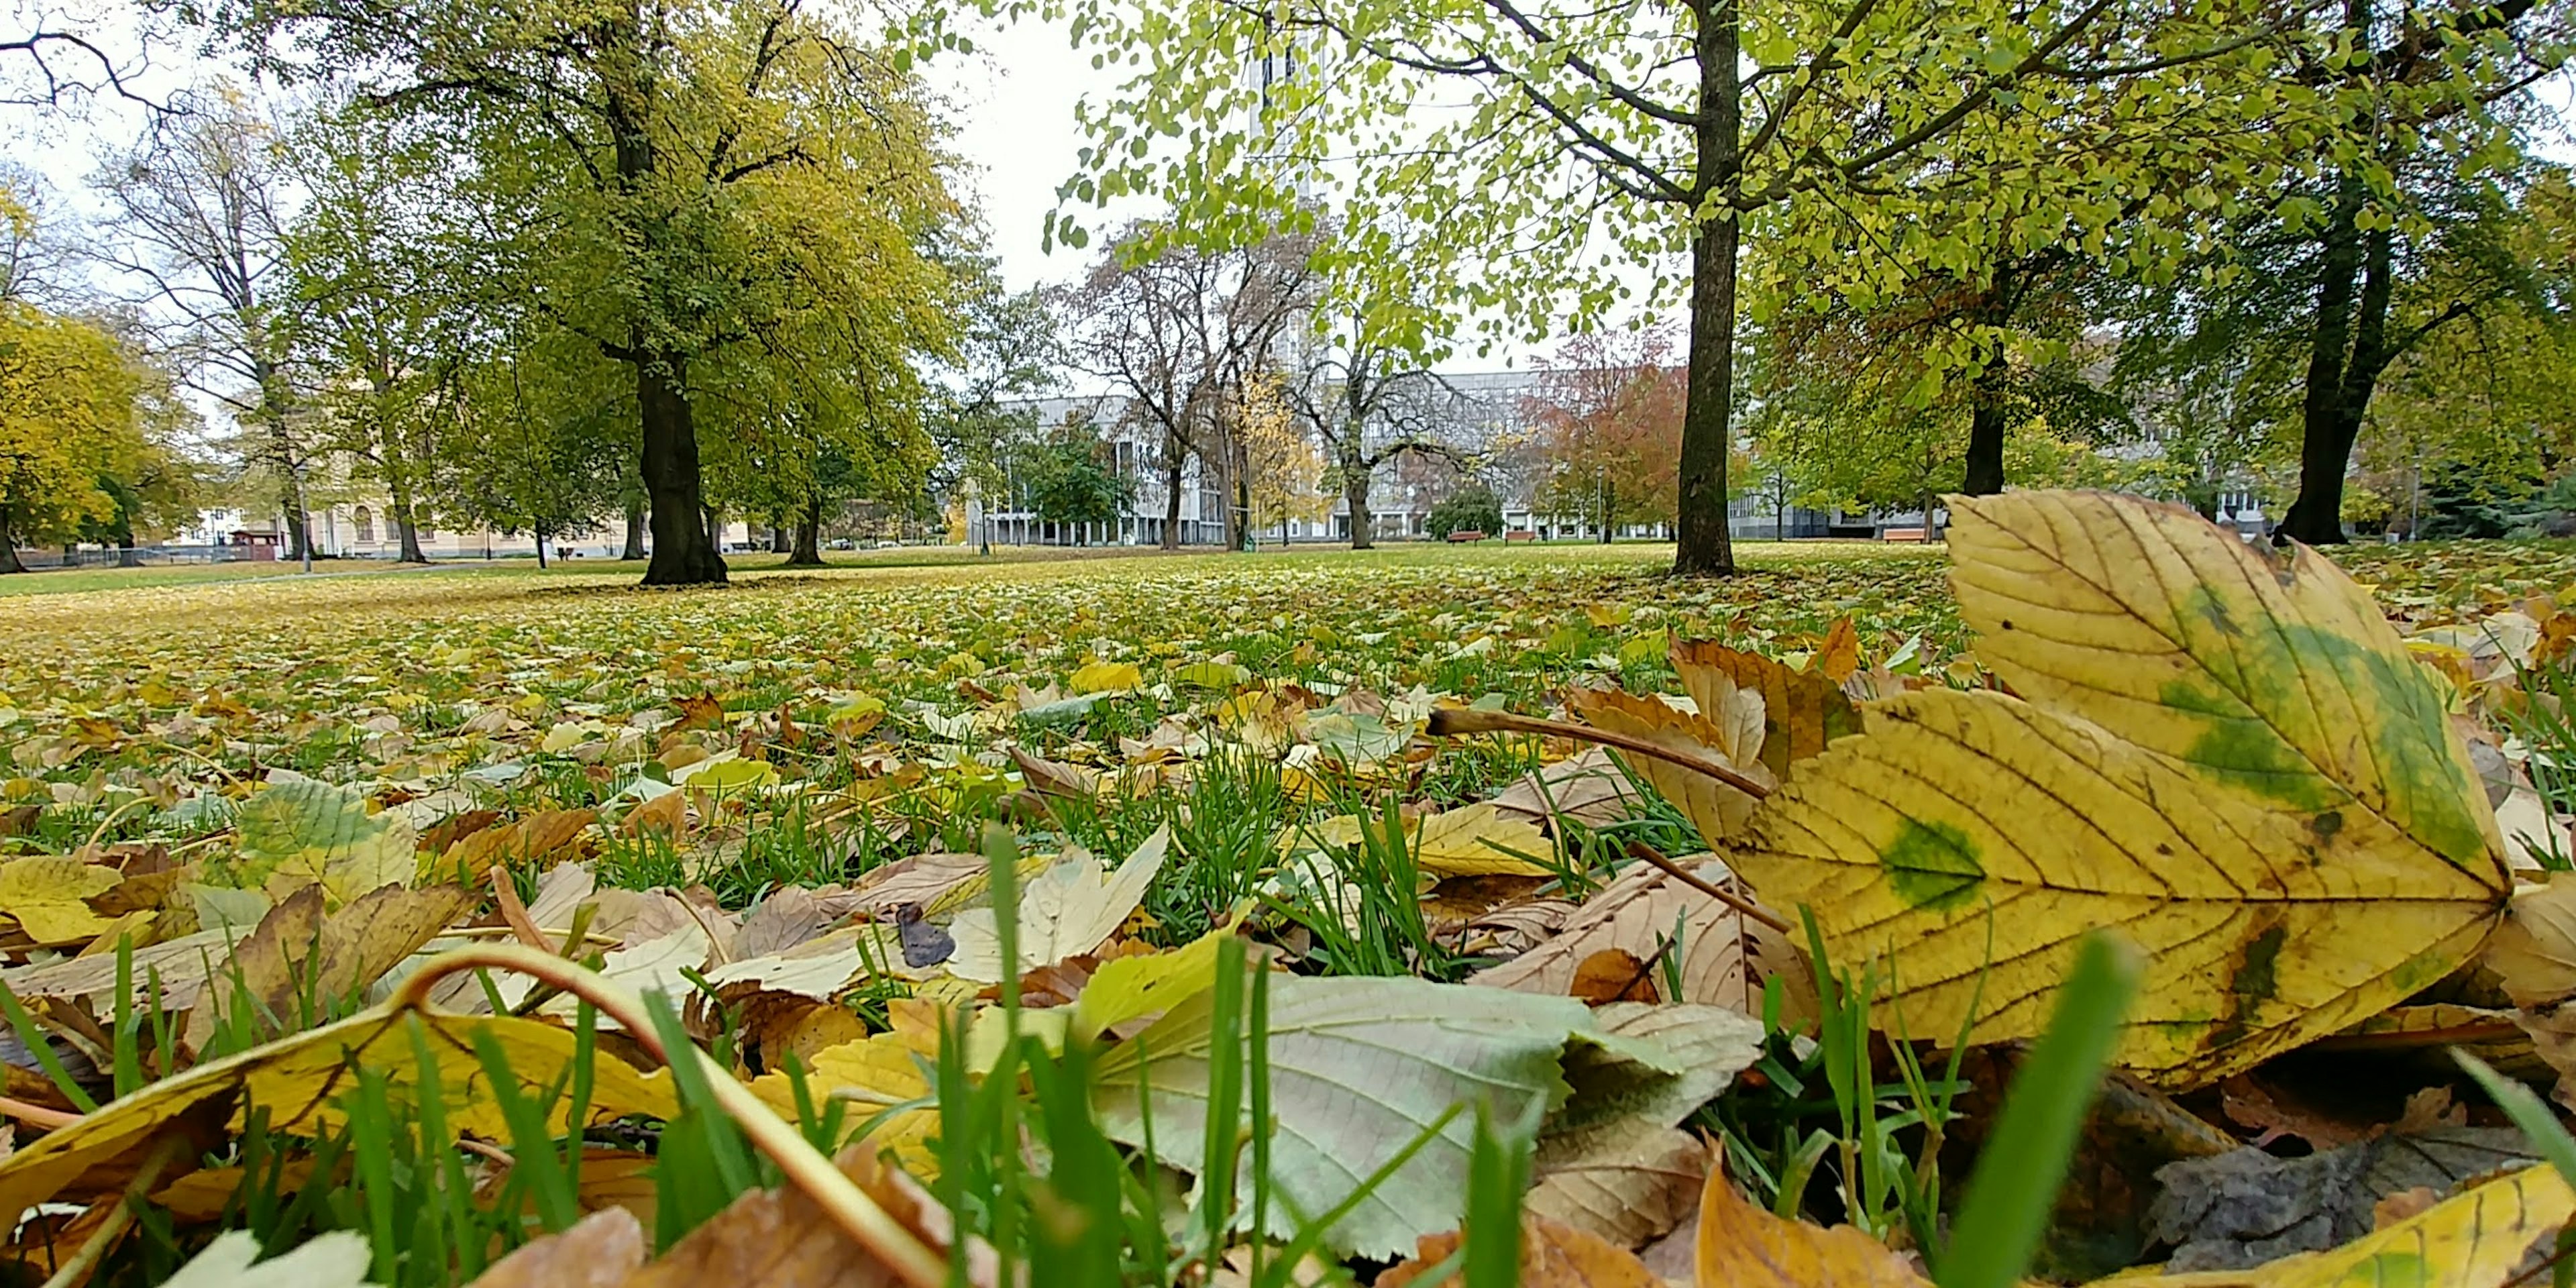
1674, 0, 1742, 576
2277, 171, 2367, 547
639, 353, 728, 585
769, 515, 791, 554
0, 506, 22, 574
622, 496, 646, 560
1161, 442, 1185, 550
1962, 367, 2009, 496
535, 528, 550, 569
387, 468, 428, 564
284, 460, 314, 572
1344, 453, 1375, 551
788, 494, 824, 566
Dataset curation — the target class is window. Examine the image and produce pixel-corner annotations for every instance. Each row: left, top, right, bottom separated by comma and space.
353, 506, 375, 543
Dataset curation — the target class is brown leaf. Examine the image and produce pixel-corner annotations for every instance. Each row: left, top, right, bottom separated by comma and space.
190, 882, 473, 1051
734, 886, 857, 959
2218, 1075, 2373, 1150
421, 809, 504, 857
2372, 1187, 2440, 1230
1690, 1152, 1929, 1287
433, 809, 597, 883
1811, 617, 1861, 684
1569, 949, 1660, 1005
470, 1147, 987, 1288
1524, 1117, 1704, 1252
1009, 746, 1101, 800
674, 694, 726, 731
1485, 748, 1640, 832
1562, 688, 1772, 845
1470, 856, 1802, 1016
1668, 639, 1859, 780
1375, 1214, 1661, 1287
465, 1205, 649, 1288
849, 851, 991, 918
623, 792, 688, 841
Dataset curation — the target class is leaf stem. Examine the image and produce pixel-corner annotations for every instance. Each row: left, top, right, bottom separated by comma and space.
0, 1094, 82, 1130
1620, 839, 1793, 933
390, 943, 949, 1288
1427, 707, 1774, 800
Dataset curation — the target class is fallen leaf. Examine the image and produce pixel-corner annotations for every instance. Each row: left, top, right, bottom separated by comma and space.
1568, 949, 1659, 1004
1470, 855, 1801, 1015
0, 1004, 674, 1222
1485, 747, 1640, 831
430, 809, 596, 883
2116, 1164, 2575, 1287
1668, 638, 1860, 780
162, 1229, 378, 1288
1690, 1150, 1929, 1287
0, 855, 121, 944
218, 778, 419, 906
946, 828, 1170, 983
1740, 492, 2511, 1088
460, 1204, 645, 1288
1374, 1213, 1659, 1287
1069, 660, 1141, 694
1811, 616, 1861, 684
1565, 687, 1774, 846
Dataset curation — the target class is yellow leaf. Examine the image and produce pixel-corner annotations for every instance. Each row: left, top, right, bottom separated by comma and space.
1073, 924, 1234, 1038
0, 1004, 674, 1223
221, 777, 419, 907
749, 1005, 945, 1171
2101, 1165, 2575, 1287
0, 855, 120, 944
1069, 660, 1141, 694
946, 827, 1171, 983
1299, 804, 1554, 876
1739, 492, 2511, 1087
539, 722, 590, 754
1413, 802, 1554, 876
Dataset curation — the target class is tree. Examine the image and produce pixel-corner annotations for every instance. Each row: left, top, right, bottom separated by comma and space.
220, 0, 969, 585
1016, 420, 1133, 541
94, 84, 316, 567
1058, 227, 1313, 550
439, 329, 624, 568
2109, 2, 2569, 545
1232, 367, 1328, 542
927, 259, 1057, 525
0, 303, 148, 572
1282, 326, 1465, 549
1523, 329, 1684, 541
1425, 482, 1502, 539
1053, 0, 2320, 574
286, 101, 464, 564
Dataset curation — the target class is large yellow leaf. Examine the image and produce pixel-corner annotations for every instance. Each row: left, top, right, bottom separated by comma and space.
1309, 803, 1556, 877
1948, 491, 2504, 875
1690, 1154, 1928, 1287
1738, 492, 2510, 1088
2102, 1164, 2575, 1287
0, 1004, 674, 1224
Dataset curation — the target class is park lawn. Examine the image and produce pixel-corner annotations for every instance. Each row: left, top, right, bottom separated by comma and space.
2, 525, 2575, 1287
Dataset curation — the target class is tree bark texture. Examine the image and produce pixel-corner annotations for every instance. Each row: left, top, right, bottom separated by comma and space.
1674, 0, 1742, 576
639, 353, 728, 585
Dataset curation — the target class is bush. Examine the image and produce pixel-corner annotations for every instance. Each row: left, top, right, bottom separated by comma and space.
1426, 483, 1503, 539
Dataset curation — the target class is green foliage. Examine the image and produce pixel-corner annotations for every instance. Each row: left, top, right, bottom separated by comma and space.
1016, 419, 1135, 536
1426, 484, 1503, 539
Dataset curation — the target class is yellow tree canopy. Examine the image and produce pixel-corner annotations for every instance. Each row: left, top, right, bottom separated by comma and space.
0, 301, 146, 554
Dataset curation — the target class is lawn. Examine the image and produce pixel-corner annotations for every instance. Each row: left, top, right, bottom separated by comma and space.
3, 521, 2575, 1286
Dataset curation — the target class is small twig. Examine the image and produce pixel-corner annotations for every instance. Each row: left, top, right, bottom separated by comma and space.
1428, 707, 1774, 801
39, 1134, 186, 1288
1621, 839, 1794, 934
455, 1136, 516, 1168
488, 867, 552, 952
389, 943, 947, 1288
0, 1094, 81, 1130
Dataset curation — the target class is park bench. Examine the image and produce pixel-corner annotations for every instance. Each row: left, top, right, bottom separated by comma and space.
1446, 530, 1487, 543
1505, 530, 1536, 542
1882, 527, 1928, 543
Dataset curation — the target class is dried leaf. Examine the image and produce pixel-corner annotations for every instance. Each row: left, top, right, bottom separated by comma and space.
947, 827, 1170, 983
1374, 1214, 1660, 1287
1690, 1152, 1928, 1287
